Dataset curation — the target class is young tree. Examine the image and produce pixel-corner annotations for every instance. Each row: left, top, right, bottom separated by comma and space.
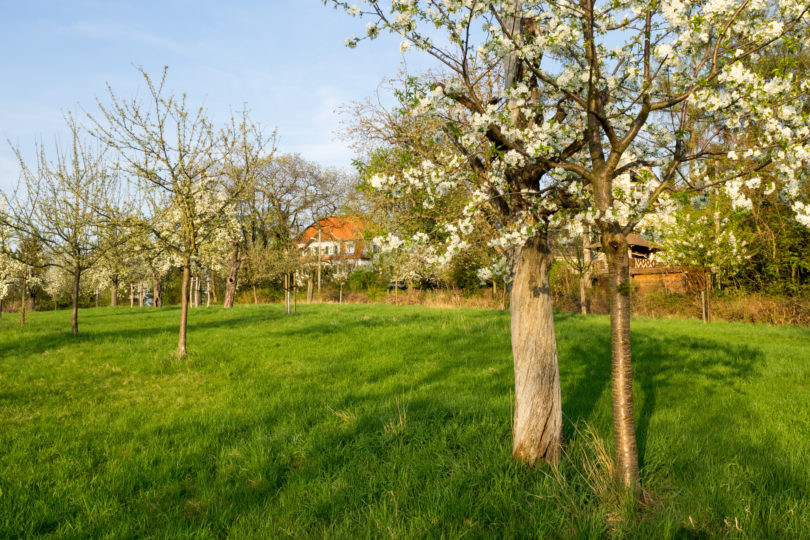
221, 116, 275, 308
92, 68, 244, 356
329, 0, 810, 493
6, 117, 115, 335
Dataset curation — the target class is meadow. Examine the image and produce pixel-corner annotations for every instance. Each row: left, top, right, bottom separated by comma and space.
1, 304, 808, 538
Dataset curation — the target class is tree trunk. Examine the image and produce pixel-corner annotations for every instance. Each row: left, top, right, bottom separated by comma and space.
294, 283, 298, 313
284, 274, 290, 314
130, 283, 134, 308
339, 283, 343, 304
510, 235, 563, 465
111, 278, 118, 307
139, 283, 144, 307
307, 277, 313, 304
206, 273, 211, 307
95, 290, 99, 308
579, 274, 588, 315
223, 244, 241, 308
20, 276, 26, 326
252, 284, 258, 305
603, 233, 641, 494
195, 277, 201, 308
211, 270, 218, 303
178, 263, 190, 357
151, 270, 162, 308
28, 291, 35, 313
71, 270, 81, 335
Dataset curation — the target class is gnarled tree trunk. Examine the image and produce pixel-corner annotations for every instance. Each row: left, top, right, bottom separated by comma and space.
603, 232, 641, 494
510, 235, 563, 465
223, 243, 241, 308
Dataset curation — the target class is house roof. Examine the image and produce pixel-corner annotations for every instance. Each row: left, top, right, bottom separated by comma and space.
298, 215, 370, 243
586, 233, 658, 250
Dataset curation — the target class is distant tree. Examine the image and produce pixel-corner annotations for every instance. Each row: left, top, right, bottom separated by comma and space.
6, 116, 114, 334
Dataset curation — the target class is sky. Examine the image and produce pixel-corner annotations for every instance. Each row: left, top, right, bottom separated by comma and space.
0, 0, 440, 192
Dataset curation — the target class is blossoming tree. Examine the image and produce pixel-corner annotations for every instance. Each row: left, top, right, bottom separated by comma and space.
6, 116, 116, 335
92, 68, 245, 356
329, 0, 810, 492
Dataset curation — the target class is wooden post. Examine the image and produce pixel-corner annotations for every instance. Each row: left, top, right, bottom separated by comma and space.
317, 227, 322, 295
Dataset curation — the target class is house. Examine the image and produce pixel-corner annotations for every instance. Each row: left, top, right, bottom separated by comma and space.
296, 215, 377, 269
587, 234, 705, 294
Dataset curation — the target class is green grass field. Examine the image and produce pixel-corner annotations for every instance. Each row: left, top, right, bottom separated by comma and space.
1, 304, 808, 538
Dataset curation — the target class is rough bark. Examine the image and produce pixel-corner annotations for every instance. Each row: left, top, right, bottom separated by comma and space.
603, 233, 641, 494
510, 235, 563, 465
178, 263, 190, 357
71, 270, 80, 335
223, 244, 241, 308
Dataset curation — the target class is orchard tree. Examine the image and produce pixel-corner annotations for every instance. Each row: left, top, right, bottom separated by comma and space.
330, 0, 810, 493
92, 68, 245, 356
6, 116, 115, 334
221, 114, 275, 308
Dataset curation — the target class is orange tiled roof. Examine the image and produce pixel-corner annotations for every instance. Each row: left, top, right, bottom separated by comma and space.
298, 216, 369, 243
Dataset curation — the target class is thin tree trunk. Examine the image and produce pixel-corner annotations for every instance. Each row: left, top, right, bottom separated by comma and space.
223, 244, 241, 308
195, 277, 201, 308
151, 269, 162, 308
71, 270, 81, 335
139, 283, 144, 307
510, 235, 563, 465
0, 298, 3, 317
604, 233, 641, 494
178, 263, 190, 357
20, 276, 26, 326
206, 273, 211, 307
211, 270, 218, 303
252, 284, 258, 305
317, 228, 322, 294
294, 283, 297, 313
95, 290, 99, 308
394, 279, 399, 305
130, 283, 134, 308
307, 277, 313, 304
339, 283, 343, 304
579, 274, 588, 315
284, 274, 290, 314
28, 292, 35, 313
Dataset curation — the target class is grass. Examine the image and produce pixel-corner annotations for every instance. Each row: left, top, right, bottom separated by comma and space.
1, 304, 808, 538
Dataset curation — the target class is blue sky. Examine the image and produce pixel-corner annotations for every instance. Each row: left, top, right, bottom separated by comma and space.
0, 0, 439, 192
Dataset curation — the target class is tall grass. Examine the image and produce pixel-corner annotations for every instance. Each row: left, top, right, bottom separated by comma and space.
1, 305, 808, 537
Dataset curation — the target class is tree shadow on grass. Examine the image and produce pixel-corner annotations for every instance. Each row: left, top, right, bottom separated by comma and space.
558, 317, 766, 468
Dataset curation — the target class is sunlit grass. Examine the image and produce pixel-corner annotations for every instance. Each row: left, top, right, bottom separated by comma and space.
1, 304, 808, 537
